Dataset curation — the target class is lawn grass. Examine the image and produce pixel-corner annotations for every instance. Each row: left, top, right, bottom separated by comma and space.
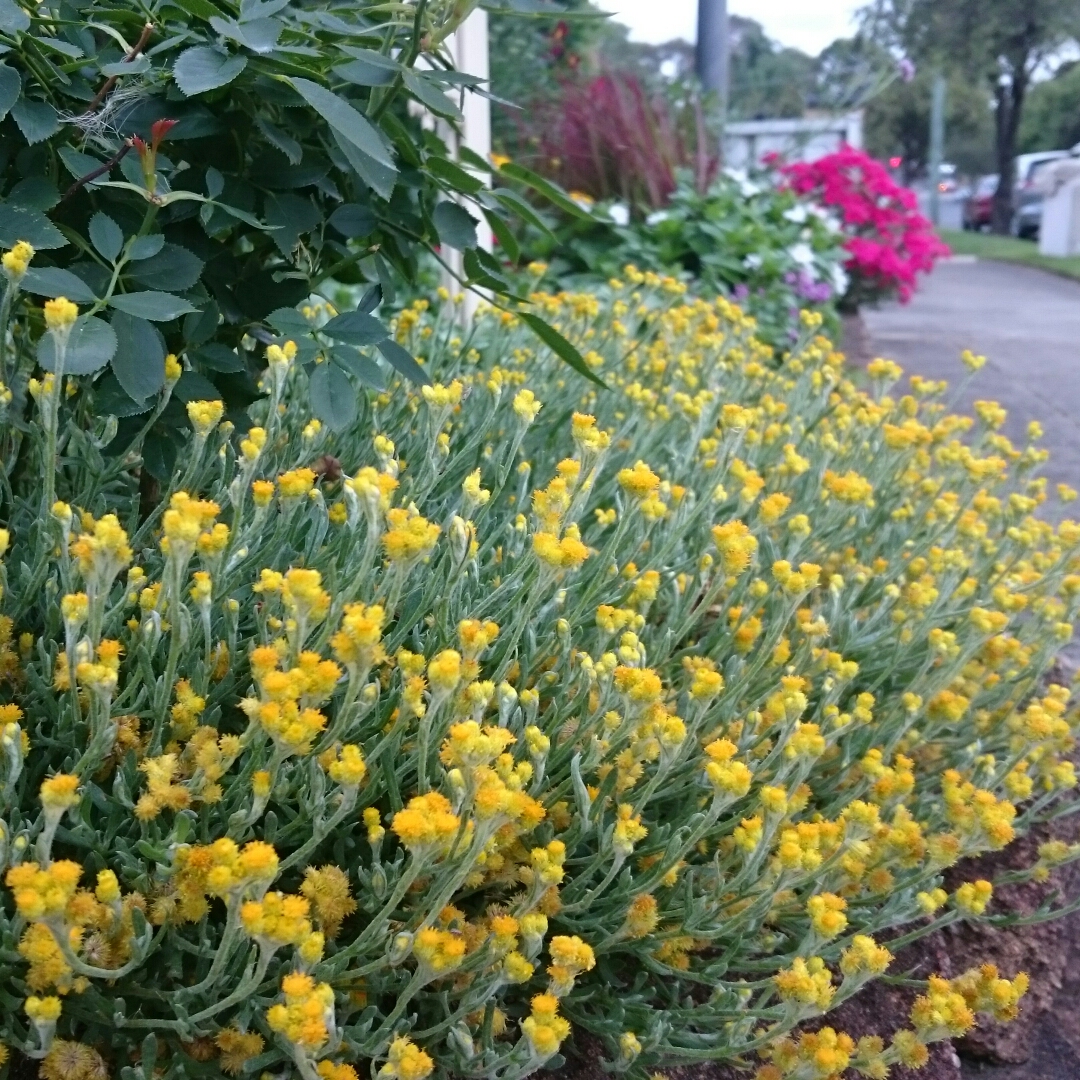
939, 228, 1080, 282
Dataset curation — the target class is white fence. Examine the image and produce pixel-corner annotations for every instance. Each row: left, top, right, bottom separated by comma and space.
722, 112, 864, 169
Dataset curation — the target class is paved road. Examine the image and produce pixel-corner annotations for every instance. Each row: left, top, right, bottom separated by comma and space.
863, 258, 1080, 522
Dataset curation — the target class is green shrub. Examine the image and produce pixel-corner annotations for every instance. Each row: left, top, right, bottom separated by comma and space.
517, 171, 849, 348
0, 0, 593, 471
0, 256, 1076, 1080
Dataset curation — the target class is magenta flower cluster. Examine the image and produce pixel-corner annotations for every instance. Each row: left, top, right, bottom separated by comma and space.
781, 146, 950, 306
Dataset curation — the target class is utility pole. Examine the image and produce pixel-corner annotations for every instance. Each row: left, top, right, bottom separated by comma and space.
696, 0, 729, 110
928, 73, 946, 226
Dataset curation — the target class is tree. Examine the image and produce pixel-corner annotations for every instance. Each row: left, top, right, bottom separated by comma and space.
1019, 61, 1080, 152
863, 0, 1080, 231
864, 71, 995, 181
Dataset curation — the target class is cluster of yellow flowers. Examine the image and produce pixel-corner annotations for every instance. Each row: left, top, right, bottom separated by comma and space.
0, 265, 1077, 1079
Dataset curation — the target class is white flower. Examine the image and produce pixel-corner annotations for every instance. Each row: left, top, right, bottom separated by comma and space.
607, 203, 630, 226
788, 243, 815, 267
783, 206, 808, 224
830, 263, 850, 295
743, 253, 763, 270
723, 167, 760, 198
645, 210, 669, 226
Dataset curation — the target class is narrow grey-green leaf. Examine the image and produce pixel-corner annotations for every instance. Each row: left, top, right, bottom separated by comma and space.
11, 99, 59, 145
377, 338, 431, 386
309, 362, 358, 431
89, 212, 124, 262
37, 315, 117, 375
433, 201, 478, 251
111, 311, 166, 401
173, 46, 247, 96
290, 77, 394, 169
21, 267, 97, 303
0, 63, 19, 122
519, 311, 607, 388
109, 292, 198, 321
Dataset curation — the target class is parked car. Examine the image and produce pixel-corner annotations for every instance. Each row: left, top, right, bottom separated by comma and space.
1013, 150, 1070, 238
962, 174, 998, 231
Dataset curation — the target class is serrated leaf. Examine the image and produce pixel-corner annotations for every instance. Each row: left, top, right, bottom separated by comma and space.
142, 431, 179, 481
309, 362, 357, 430
331, 129, 396, 202
328, 202, 376, 238
427, 155, 485, 196
333, 59, 396, 87
111, 311, 165, 401
109, 292, 197, 321
173, 46, 247, 96
100, 55, 151, 76
0, 202, 66, 249
484, 208, 520, 262
173, 370, 222, 402
191, 343, 244, 372
433, 201, 478, 251
265, 192, 320, 257
8, 176, 58, 210
357, 284, 381, 314
402, 70, 464, 123
37, 315, 117, 375
321, 309, 387, 346
11, 99, 59, 145
330, 344, 385, 388
58, 147, 111, 189
240, 0, 290, 21
0, 0, 29, 34
89, 212, 124, 262
266, 307, 310, 335
501, 162, 594, 220
166, 0, 225, 21
377, 338, 430, 385
128, 235, 165, 261
209, 14, 282, 53
290, 77, 394, 169
519, 311, 606, 387
130, 244, 203, 291
94, 371, 152, 417
21, 267, 97, 303
255, 118, 302, 164
492, 187, 555, 238
0, 63, 19, 122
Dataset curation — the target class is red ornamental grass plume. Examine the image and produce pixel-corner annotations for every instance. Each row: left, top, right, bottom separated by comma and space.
782, 146, 950, 303
528, 73, 717, 210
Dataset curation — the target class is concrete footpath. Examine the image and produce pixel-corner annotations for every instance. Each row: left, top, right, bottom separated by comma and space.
862, 258, 1080, 521
865, 257, 1080, 1080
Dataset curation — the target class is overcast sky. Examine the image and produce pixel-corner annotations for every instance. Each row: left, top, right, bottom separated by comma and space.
593, 0, 862, 55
